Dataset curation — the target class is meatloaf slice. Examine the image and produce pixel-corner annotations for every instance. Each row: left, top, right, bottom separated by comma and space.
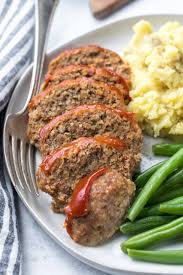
37, 136, 135, 213
64, 168, 135, 246
43, 65, 130, 101
39, 104, 142, 158
27, 78, 125, 147
48, 45, 131, 85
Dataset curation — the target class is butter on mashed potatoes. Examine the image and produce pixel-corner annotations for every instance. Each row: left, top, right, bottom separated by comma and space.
124, 20, 183, 137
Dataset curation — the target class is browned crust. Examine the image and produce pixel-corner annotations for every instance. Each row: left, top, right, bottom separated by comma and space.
38, 136, 126, 175
36, 136, 138, 213
39, 104, 137, 143
28, 77, 125, 111
67, 170, 135, 246
43, 64, 130, 100
48, 45, 131, 86
49, 45, 121, 68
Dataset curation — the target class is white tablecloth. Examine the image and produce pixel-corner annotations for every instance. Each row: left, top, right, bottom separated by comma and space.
19, 0, 183, 274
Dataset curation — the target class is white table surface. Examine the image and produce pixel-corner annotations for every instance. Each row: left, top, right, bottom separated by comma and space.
18, 0, 183, 274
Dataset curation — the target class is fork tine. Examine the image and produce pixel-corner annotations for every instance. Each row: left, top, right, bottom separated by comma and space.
27, 144, 39, 196
20, 140, 32, 193
11, 136, 24, 189
4, 134, 17, 188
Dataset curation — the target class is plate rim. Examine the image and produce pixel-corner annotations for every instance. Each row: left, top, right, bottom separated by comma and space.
4, 13, 183, 275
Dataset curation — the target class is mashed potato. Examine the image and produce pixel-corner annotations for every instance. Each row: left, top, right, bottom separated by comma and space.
124, 20, 183, 137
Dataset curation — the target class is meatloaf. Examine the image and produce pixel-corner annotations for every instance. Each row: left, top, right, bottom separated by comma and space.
39, 104, 142, 157
65, 168, 135, 246
42, 65, 130, 101
27, 78, 125, 147
48, 45, 131, 85
37, 136, 136, 213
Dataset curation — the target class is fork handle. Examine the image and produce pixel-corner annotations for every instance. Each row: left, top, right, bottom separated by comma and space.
24, 0, 59, 109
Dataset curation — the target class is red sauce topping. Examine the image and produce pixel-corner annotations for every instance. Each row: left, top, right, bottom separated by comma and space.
45, 65, 96, 84
45, 64, 129, 92
40, 136, 125, 175
39, 104, 136, 141
94, 135, 124, 150
64, 167, 108, 235
40, 137, 93, 175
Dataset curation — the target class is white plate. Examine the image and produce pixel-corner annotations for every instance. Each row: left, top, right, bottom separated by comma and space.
4, 14, 183, 275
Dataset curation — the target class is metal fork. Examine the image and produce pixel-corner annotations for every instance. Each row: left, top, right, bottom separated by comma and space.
3, 0, 59, 195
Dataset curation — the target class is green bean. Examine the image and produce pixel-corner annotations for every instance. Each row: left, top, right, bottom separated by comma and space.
132, 172, 141, 181
149, 184, 181, 205
159, 196, 183, 205
135, 161, 166, 188
153, 143, 183, 156
122, 216, 183, 252
128, 148, 183, 221
139, 204, 162, 217
125, 216, 183, 242
160, 204, 183, 215
151, 186, 183, 204
120, 216, 176, 234
159, 196, 183, 213
149, 169, 183, 204
141, 196, 183, 217
164, 168, 183, 186
127, 249, 183, 264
